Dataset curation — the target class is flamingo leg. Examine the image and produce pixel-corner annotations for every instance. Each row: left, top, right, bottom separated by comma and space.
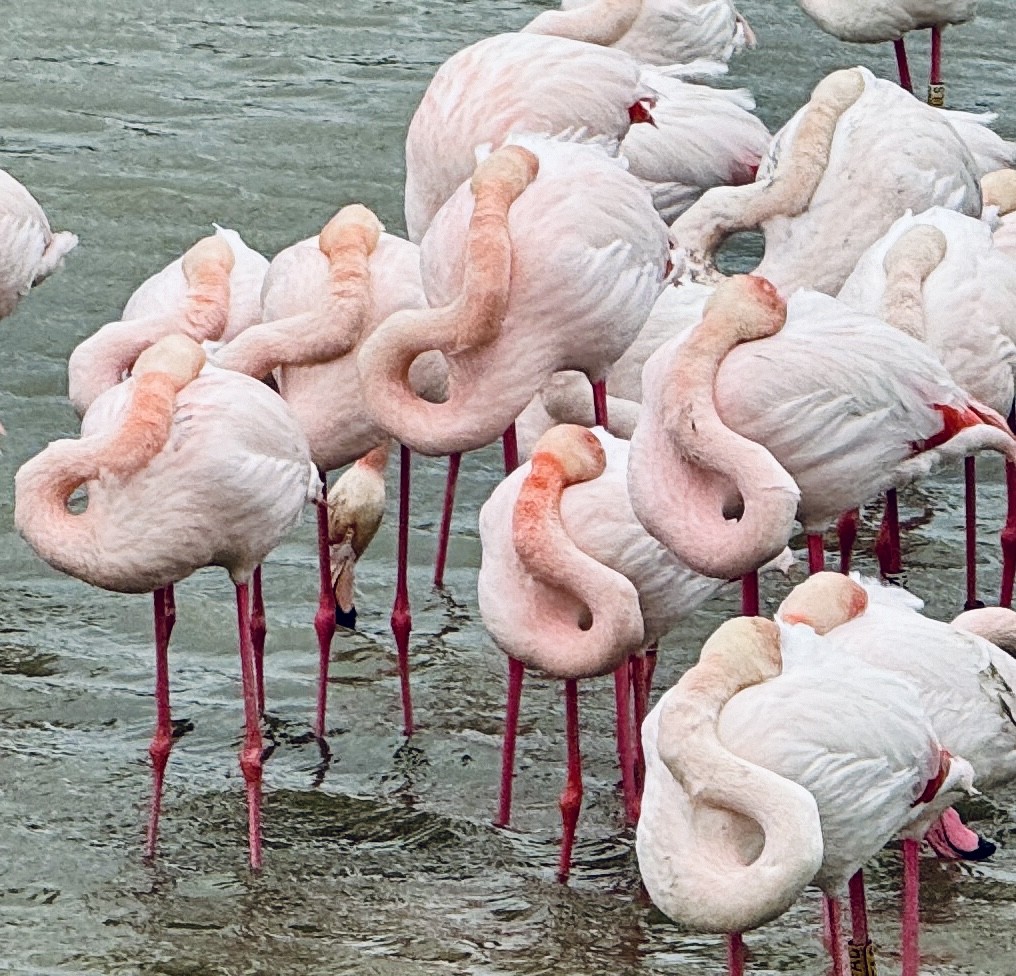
847, 870, 877, 975
557, 678, 583, 884
893, 37, 914, 93
613, 662, 638, 824
235, 580, 264, 870
251, 565, 267, 714
164, 582, 176, 643
901, 838, 921, 976
392, 445, 414, 737
313, 471, 336, 740
928, 26, 944, 106
875, 489, 902, 577
502, 423, 519, 474
630, 645, 657, 794
145, 585, 174, 859
822, 895, 846, 976
807, 533, 825, 574
740, 570, 759, 616
964, 457, 983, 610
727, 933, 746, 976
433, 452, 461, 588
592, 379, 608, 428
1001, 459, 1016, 608
836, 510, 858, 575
495, 657, 525, 828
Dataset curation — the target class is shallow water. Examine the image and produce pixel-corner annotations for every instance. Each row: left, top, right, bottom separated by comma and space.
1, 0, 1015, 973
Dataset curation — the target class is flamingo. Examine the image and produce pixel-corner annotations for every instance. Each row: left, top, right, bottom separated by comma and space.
14, 334, 318, 869
795, 0, 976, 102
0, 166, 77, 321
212, 204, 430, 739
673, 67, 983, 296
478, 424, 787, 878
627, 274, 1016, 607
403, 31, 658, 244
838, 207, 1016, 603
524, 0, 756, 65
359, 139, 671, 733
638, 614, 973, 976
777, 572, 1016, 974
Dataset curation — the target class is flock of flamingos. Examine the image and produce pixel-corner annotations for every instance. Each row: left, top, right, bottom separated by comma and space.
5, 0, 1016, 974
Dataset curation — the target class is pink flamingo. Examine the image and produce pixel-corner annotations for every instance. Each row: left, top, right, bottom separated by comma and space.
478, 424, 779, 878
524, 0, 756, 65
212, 205, 431, 739
778, 572, 1016, 975
0, 166, 77, 322
359, 139, 670, 741
795, 0, 976, 102
14, 334, 318, 868
403, 31, 658, 244
627, 274, 1016, 607
839, 209, 1016, 603
638, 613, 975, 976
673, 67, 984, 297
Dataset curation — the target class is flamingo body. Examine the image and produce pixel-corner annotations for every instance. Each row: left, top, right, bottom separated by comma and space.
0, 168, 77, 320
798, 0, 976, 43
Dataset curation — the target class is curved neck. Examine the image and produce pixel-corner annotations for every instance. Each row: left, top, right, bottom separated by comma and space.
634, 307, 800, 580
879, 225, 947, 341
15, 372, 182, 587
510, 452, 644, 678
653, 632, 824, 932
214, 229, 376, 381
672, 68, 865, 271
358, 169, 529, 455
523, 0, 639, 45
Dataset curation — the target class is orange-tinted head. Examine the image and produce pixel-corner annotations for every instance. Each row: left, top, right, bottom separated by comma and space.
181, 234, 235, 282
703, 274, 787, 341
471, 145, 540, 203
777, 572, 868, 635
133, 333, 206, 391
982, 169, 1016, 217
529, 424, 606, 486
319, 204, 384, 258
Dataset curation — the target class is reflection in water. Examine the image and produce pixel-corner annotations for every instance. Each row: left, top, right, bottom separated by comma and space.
1, 0, 1016, 973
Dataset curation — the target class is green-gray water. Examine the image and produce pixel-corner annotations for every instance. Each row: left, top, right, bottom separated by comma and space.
1, 1, 1015, 973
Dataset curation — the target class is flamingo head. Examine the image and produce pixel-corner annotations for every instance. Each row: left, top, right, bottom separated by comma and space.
703, 274, 787, 342
981, 169, 1016, 217
530, 424, 606, 487
319, 204, 384, 259
697, 616, 783, 686
181, 233, 235, 282
133, 334, 206, 392
777, 571, 868, 635
470, 145, 540, 205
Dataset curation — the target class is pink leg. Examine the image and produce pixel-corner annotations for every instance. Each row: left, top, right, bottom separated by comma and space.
836, 510, 858, 575
613, 662, 638, 825
502, 423, 519, 475
875, 489, 902, 576
145, 586, 174, 859
964, 456, 983, 610
557, 678, 583, 884
928, 26, 944, 105
822, 895, 846, 976
392, 445, 414, 737
592, 379, 608, 428
1001, 460, 1016, 608
847, 871, 877, 974
894, 37, 914, 93
807, 533, 825, 574
495, 656, 525, 828
630, 646, 657, 795
164, 583, 176, 643
313, 472, 336, 740
251, 565, 267, 714
901, 838, 921, 976
235, 580, 264, 870
727, 933, 746, 976
433, 452, 461, 588
740, 570, 759, 617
